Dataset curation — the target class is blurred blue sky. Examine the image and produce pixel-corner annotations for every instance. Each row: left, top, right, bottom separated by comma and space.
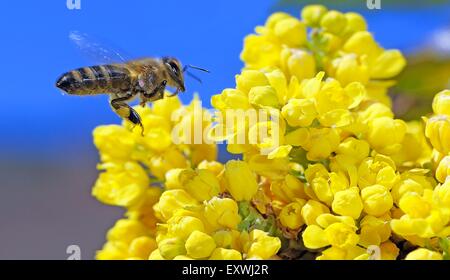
0, 0, 449, 157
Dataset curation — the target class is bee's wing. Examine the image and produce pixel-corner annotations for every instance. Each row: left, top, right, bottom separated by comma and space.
69, 31, 131, 64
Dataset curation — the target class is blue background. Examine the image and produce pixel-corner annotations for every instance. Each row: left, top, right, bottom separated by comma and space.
0, 0, 449, 259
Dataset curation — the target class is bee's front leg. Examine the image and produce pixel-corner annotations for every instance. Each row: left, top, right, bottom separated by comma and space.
110, 93, 144, 135
145, 80, 167, 102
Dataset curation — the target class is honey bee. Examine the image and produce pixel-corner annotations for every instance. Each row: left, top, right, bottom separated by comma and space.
55, 32, 208, 132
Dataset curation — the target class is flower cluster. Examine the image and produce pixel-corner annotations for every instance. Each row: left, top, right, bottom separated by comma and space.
93, 97, 217, 259
92, 5, 450, 260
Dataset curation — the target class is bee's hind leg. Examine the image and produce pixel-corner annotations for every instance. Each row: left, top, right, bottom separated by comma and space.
110, 93, 144, 135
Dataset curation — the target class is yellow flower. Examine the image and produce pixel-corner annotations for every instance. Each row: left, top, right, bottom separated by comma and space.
185, 231, 217, 259
328, 54, 369, 86
324, 222, 359, 248
301, 5, 328, 27
158, 237, 186, 260
361, 185, 394, 216
280, 48, 316, 81
183, 169, 221, 202
240, 35, 281, 69
425, 115, 450, 155
204, 197, 241, 230
301, 200, 330, 226
92, 161, 149, 208
303, 127, 340, 161
436, 155, 450, 183
405, 248, 443, 260
235, 70, 269, 94
320, 10, 347, 35
302, 225, 329, 249
331, 187, 363, 219
224, 160, 258, 201
93, 125, 136, 162
359, 215, 391, 247
128, 236, 157, 259
209, 248, 242, 260
155, 189, 199, 221
270, 174, 308, 203
272, 17, 307, 47
366, 117, 407, 155
432, 89, 450, 116
380, 241, 399, 260
279, 200, 306, 229
358, 154, 398, 190
342, 12, 367, 37
281, 98, 317, 127
248, 85, 280, 108
167, 215, 205, 241
245, 230, 281, 259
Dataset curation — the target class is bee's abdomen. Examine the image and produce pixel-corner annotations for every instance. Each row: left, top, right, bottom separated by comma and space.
55, 65, 132, 95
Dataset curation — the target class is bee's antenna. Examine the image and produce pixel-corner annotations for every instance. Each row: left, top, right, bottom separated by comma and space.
183, 65, 210, 73
183, 64, 210, 84
185, 70, 203, 84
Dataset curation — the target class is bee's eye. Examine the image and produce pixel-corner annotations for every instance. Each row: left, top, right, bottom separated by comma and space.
169, 62, 179, 75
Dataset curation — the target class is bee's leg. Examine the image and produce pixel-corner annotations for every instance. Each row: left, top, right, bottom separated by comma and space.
110, 93, 144, 135
146, 80, 167, 101
166, 88, 179, 97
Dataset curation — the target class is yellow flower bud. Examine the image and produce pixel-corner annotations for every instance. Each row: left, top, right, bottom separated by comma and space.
405, 248, 443, 260
280, 48, 316, 81
371, 49, 406, 79
246, 230, 281, 259
425, 115, 450, 154
316, 213, 356, 229
435, 180, 450, 207
167, 215, 205, 240
209, 248, 242, 260
273, 17, 307, 47
185, 231, 216, 259
311, 176, 333, 206
436, 155, 450, 183
93, 125, 135, 161
344, 31, 382, 58
265, 12, 291, 29
332, 187, 363, 219
304, 127, 340, 161
224, 160, 258, 201
302, 225, 329, 249
358, 155, 398, 190
432, 89, 450, 116
156, 189, 199, 221
248, 85, 280, 108
301, 200, 330, 225
96, 241, 128, 260
204, 197, 241, 230
148, 249, 165, 260
279, 200, 306, 229
158, 237, 186, 260
342, 12, 367, 36
367, 117, 407, 155
324, 222, 359, 248
183, 169, 221, 201
92, 161, 149, 208
320, 10, 347, 35
281, 98, 317, 127
301, 5, 328, 27
284, 127, 310, 147
212, 88, 250, 110
128, 236, 157, 259
380, 241, 399, 260
336, 137, 370, 163
240, 35, 281, 69
330, 54, 369, 86
361, 185, 393, 216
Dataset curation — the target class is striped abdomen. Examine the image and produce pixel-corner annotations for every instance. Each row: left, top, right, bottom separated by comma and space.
55, 64, 132, 95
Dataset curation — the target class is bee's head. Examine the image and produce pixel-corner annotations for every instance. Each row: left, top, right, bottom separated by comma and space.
162, 56, 185, 92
